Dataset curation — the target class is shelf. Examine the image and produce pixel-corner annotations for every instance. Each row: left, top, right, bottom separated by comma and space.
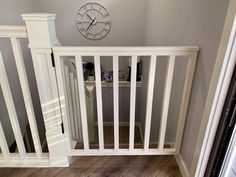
84, 80, 142, 88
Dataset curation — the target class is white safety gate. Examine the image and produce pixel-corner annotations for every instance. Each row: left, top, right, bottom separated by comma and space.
53, 47, 198, 156
0, 13, 199, 167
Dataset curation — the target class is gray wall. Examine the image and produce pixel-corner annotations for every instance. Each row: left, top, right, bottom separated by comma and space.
36, 0, 148, 46
144, 0, 229, 171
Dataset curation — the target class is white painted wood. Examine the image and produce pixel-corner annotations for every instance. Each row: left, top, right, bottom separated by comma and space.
0, 153, 50, 167
73, 77, 80, 139
94, 56, 104, 150
53, 46, 199, 57
75, 55, 89, 150
143, 55, 157, 151
0, 26, 27, 38
22, 13, 69, 166
158, 55, 176, 151
10, 37, 43, 159
129, 56, 138, 150
0, 122, 10, 160
175, 53, 197, 153
0, 51, 26, 159
70, 72, 79, 139
175, 155, 190, 177
65, 65, 76, 139
84, 80, 142, 88
69, 148, 176, 156
74, 78, 83, 139
113, 56, 119, 150
51, 43, 198, 157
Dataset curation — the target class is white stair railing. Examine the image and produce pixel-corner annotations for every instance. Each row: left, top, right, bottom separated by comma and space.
0, 26, 44, 163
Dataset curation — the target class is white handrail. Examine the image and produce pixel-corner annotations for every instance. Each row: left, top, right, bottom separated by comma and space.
53, 46, 199, 56
0, 26, 27, 38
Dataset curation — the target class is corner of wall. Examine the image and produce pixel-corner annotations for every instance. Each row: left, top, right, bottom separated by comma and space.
175, 155, 190, 177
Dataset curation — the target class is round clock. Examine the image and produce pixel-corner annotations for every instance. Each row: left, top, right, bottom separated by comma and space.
75, 2, 111, 40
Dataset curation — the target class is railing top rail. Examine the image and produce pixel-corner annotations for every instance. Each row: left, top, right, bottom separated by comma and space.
53, 46, 199, 57
0, 25, 27, 38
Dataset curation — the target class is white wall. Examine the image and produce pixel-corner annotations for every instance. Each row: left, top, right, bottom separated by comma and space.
144, 0, 229, 171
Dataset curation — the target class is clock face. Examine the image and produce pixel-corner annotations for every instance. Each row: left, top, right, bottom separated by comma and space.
75, 2, 111, 40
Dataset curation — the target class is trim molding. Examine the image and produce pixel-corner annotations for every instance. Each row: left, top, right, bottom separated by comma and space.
175, 155, 189, 177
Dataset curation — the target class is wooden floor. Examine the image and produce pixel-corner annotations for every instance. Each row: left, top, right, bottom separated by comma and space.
0, 156, 182, 177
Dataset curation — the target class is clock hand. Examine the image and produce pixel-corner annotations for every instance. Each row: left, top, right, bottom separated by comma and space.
87, 22, 93, 30
76, 20, 91, 24
87, 18, 96, 30
86, 14, 94, 21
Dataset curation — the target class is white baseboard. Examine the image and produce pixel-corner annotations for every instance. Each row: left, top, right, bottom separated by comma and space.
175, 155, 189, 177
0, 154, 50, 167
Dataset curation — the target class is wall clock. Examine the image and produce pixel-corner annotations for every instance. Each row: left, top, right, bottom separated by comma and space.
75, 2, 111, 40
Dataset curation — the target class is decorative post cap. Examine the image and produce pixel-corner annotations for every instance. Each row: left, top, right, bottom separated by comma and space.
21, 13, 59, 48
21, 13, 56, 21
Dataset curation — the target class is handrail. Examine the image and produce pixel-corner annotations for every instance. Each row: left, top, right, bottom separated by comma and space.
53, 46, 199, 52
0, 25, 27, 38
53, 46, 199, 56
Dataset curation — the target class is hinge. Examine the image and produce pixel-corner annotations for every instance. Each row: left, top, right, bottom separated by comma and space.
51, 51, 55, 67
61, 123, 64, 134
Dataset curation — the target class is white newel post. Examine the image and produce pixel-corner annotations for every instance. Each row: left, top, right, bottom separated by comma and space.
22, 13, 70, 167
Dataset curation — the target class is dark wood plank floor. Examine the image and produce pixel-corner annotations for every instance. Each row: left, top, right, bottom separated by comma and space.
0, 155, 181, 177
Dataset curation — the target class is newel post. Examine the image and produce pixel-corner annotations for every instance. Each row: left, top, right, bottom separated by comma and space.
22, 13, 70, 167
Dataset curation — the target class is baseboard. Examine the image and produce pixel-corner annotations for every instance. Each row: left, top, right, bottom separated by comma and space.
175, 155, 189, 177
0, 154, 50, 167
95, 121, 140, 126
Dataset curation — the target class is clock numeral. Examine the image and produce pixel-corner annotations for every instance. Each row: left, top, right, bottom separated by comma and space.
105, 21, 111, 25
77, 12, 83, 16
76, 20, 82, 24
83, 5, 87, 11
89, 3, 94, 9
80, 28, 85, 32
103, 12, 109, 17
86, 31, 90, 36
102, 28, 109, 33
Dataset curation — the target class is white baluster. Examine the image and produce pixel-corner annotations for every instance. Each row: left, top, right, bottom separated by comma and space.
159, 55, 175, 151
75, 55, 89, 150
74, 77, 83, 140
94, 55, 104, 150
129, 56, 137, 150
0, 122, 10, 160
64, 65, 76, 139
113, 56, 119, 150
144, 55, 157, 151
10, 37, 42, 158
70, 72, 79, 139
0, 51, 26, 159
175, 53, 197, 153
